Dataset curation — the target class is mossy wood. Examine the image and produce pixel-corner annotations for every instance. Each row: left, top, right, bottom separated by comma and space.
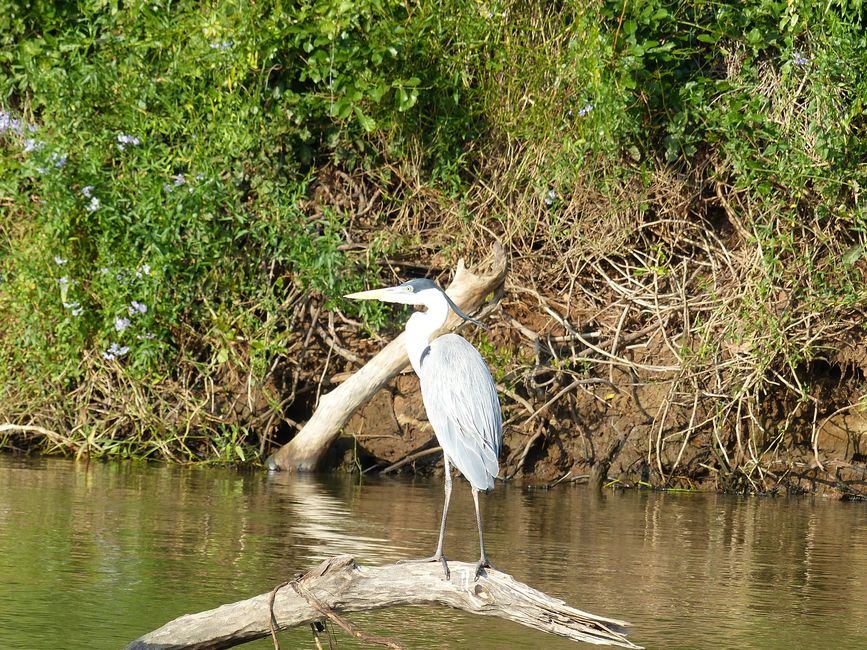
126, 555, 641, 649
265, 244, 508, 471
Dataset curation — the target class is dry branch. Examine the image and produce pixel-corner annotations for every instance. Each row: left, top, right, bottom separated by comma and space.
265, 244, 508, 471
126, 555, 641, 650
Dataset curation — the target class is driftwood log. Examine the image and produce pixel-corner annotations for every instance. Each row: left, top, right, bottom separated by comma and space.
265, 244, 509, 471
127, 555, 641, 649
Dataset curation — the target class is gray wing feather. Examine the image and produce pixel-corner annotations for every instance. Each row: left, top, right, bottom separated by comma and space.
419, 333, 502, 491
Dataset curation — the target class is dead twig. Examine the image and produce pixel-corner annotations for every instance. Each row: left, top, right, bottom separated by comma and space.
379, 445, 443, 475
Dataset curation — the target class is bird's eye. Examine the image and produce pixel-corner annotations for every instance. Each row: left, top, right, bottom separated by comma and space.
404, 285, 413, 292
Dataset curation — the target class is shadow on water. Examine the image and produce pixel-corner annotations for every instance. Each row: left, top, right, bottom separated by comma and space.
0, 455, 865, 649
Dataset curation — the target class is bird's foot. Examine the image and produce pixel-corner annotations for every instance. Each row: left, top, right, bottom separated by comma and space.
397, 554, 451, 580
473, 556, 494, 581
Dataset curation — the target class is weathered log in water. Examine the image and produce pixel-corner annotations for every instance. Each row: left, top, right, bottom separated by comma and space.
126, 555, 641, 649
265, 243, 508, 472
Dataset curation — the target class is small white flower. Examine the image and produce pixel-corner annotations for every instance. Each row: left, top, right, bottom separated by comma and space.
117, 133, 141, 150
544, 189, 558, 206
102, 342, 130, 360
54, 256, 67, 265
58, 276, 70, 287
81, 186, 94, 198
23, 139, 45, 153
115, 316, 131, 332
86, 196, 101, 212
128, 300, 148, 315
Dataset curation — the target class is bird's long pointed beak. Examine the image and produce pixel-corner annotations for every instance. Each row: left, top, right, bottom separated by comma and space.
344, 287, 395, 301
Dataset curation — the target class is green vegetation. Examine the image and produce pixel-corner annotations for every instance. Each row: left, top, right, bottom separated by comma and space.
1, 1, 865, 489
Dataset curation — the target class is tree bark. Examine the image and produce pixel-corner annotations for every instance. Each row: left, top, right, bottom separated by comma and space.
127, 555, 641, 649
265, 243, 508, 471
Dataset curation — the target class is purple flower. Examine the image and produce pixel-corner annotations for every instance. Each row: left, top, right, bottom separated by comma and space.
81, 186, 94, 198
0, 114, 24, 134
577, 104, 594, 117
115, 316, 131, 332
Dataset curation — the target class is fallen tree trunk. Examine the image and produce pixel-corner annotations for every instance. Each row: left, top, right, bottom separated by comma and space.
127, 555, 641, 649
265, 244, 508, 471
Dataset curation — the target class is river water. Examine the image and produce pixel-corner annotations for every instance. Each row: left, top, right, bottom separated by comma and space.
0, 455, 865, 649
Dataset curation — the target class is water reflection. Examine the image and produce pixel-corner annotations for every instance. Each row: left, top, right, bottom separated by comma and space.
0, 456, 864, 649
265, 471, 410, 562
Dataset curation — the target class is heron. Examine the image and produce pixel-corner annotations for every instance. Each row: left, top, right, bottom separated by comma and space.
345, 278, 502, 580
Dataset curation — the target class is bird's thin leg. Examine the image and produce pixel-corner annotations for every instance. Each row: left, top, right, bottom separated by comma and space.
398, 454, 452, 580
471, 488, 493, 580
432, 454, 452, 563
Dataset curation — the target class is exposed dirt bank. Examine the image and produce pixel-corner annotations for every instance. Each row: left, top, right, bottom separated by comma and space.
339, 346, 867, 499
278, 165, 867, 500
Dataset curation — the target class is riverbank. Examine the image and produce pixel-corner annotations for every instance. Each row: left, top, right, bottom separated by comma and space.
1, 2, 865, 497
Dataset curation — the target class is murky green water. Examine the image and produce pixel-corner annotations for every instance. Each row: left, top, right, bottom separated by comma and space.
1, 455, 865, 649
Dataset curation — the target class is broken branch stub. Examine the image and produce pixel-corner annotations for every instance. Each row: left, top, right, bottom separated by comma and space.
127, 555, 641, 649
265, 244, 508, 471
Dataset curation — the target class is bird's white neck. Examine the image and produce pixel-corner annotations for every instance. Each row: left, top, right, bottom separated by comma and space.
404, 291, 450, 375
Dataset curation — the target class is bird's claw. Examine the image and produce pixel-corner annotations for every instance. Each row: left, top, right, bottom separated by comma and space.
473, 557, 494, 581
397, 554, 451, 580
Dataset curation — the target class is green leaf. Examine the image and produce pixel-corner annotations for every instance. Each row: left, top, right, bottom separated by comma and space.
842, 245, 864, 266
354, 106, 375, 132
